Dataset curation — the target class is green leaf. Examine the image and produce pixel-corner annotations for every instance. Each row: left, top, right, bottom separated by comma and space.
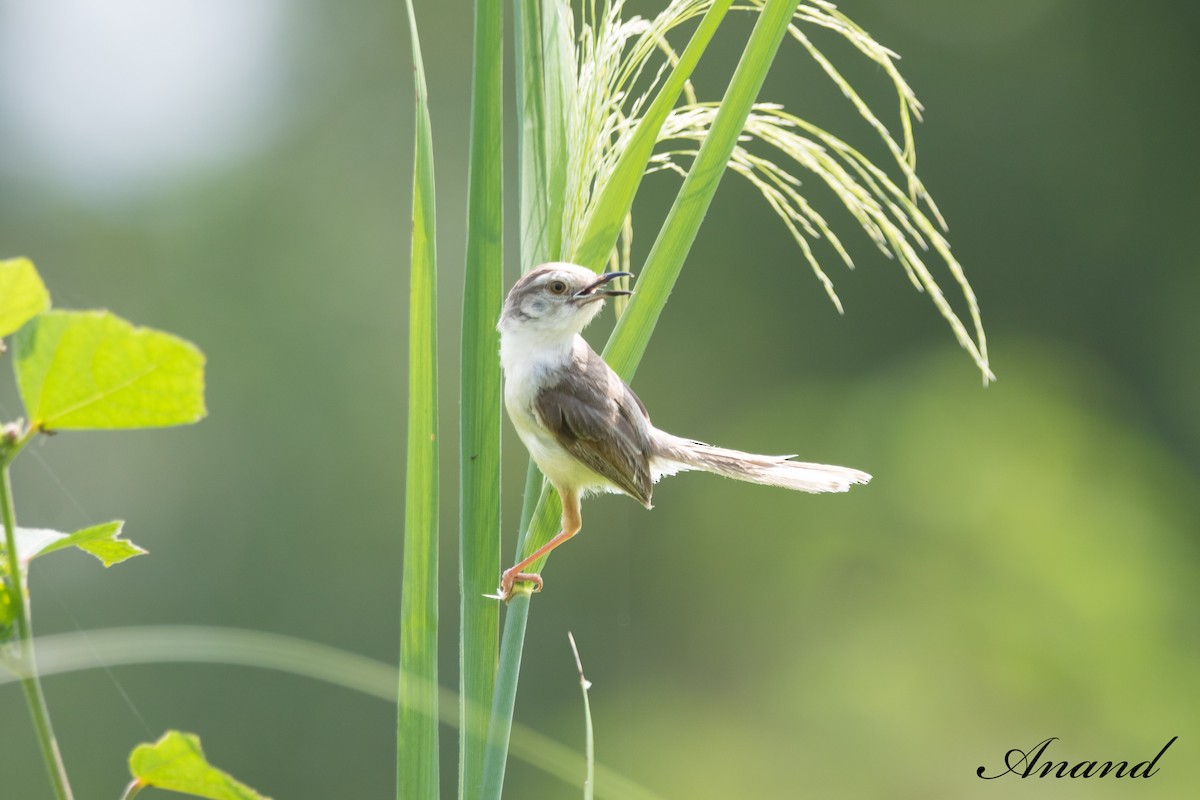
398, 2, 440, 799
0, 257, 50, 338
128, 731, 270, 800
459, 1, 504, 797
20, 521, 145, 568
0, 587, 12, 640
13, 309, 206, 430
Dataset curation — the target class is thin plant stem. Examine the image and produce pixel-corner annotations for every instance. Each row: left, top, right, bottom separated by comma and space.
2, 444, 75, 800
517, 461, 543, 537
567, 633, 594, 800
480, 594, 531, 799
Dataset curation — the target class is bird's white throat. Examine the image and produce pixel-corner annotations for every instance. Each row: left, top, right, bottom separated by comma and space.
499, 325, 581, 405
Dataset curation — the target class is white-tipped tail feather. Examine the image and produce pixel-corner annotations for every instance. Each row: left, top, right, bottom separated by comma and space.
651, 432, 871, 494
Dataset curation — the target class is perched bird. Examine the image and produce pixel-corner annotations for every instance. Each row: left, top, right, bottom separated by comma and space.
493, 262, 870, 600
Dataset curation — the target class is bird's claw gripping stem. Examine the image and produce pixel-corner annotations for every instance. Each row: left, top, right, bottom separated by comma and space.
485, 569, 543, 603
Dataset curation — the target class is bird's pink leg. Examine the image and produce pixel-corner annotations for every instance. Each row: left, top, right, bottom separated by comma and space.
493, 487, 581, 601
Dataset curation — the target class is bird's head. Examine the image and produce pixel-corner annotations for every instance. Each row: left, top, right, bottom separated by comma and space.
498, 263, 632, 340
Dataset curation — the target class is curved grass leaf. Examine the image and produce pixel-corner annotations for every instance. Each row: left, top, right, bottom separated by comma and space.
4, 626, 667, 800
128, 731, 270, 800
0, 257, 50, 338
13, 310, 206, 431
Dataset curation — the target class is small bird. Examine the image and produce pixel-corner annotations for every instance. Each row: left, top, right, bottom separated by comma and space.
493, 262, 870, 600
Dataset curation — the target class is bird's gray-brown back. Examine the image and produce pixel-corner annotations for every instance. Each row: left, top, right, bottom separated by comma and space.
533, 342, 655, 506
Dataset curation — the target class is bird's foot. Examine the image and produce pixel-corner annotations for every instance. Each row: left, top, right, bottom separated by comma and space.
484, 568, 544, 603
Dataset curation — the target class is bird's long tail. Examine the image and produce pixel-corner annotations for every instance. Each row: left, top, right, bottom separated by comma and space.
651, 432, 870, 494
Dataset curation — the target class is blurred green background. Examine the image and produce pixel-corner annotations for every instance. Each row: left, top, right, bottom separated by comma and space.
2, 1, 1197, 797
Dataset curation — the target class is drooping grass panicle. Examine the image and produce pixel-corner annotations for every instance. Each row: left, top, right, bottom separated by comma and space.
560, 0, 991, 381
562, 0, 713, 270
789, 1, 926, 186
649, 101, 991, 380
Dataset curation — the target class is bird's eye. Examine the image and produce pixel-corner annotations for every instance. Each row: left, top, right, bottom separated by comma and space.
548, 280, 568, 295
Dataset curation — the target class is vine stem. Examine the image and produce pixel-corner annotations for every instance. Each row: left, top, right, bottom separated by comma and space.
2, 432, 75, 800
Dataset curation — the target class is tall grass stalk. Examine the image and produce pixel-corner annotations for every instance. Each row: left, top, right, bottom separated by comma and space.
458, 2, 504, 798
514, 0, 560, 269
480, 1, 570, 795
482, 3, 804, 798
397, 1, 439, 798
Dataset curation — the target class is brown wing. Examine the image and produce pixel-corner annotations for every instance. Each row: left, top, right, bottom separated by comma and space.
534, 347, 654, 507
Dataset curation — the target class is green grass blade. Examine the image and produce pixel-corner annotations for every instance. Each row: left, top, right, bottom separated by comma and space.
459, 1, 504, 798
569, 0, 734, 271
540, 0, 575, 265
514, 0, 574, 270
397, 2, 439, 798
481, 3, 577, 787
513, 0, 550, 268
486, 3, 803, 796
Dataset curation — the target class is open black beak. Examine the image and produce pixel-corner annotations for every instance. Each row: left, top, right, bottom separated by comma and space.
573, 271, 633, 303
